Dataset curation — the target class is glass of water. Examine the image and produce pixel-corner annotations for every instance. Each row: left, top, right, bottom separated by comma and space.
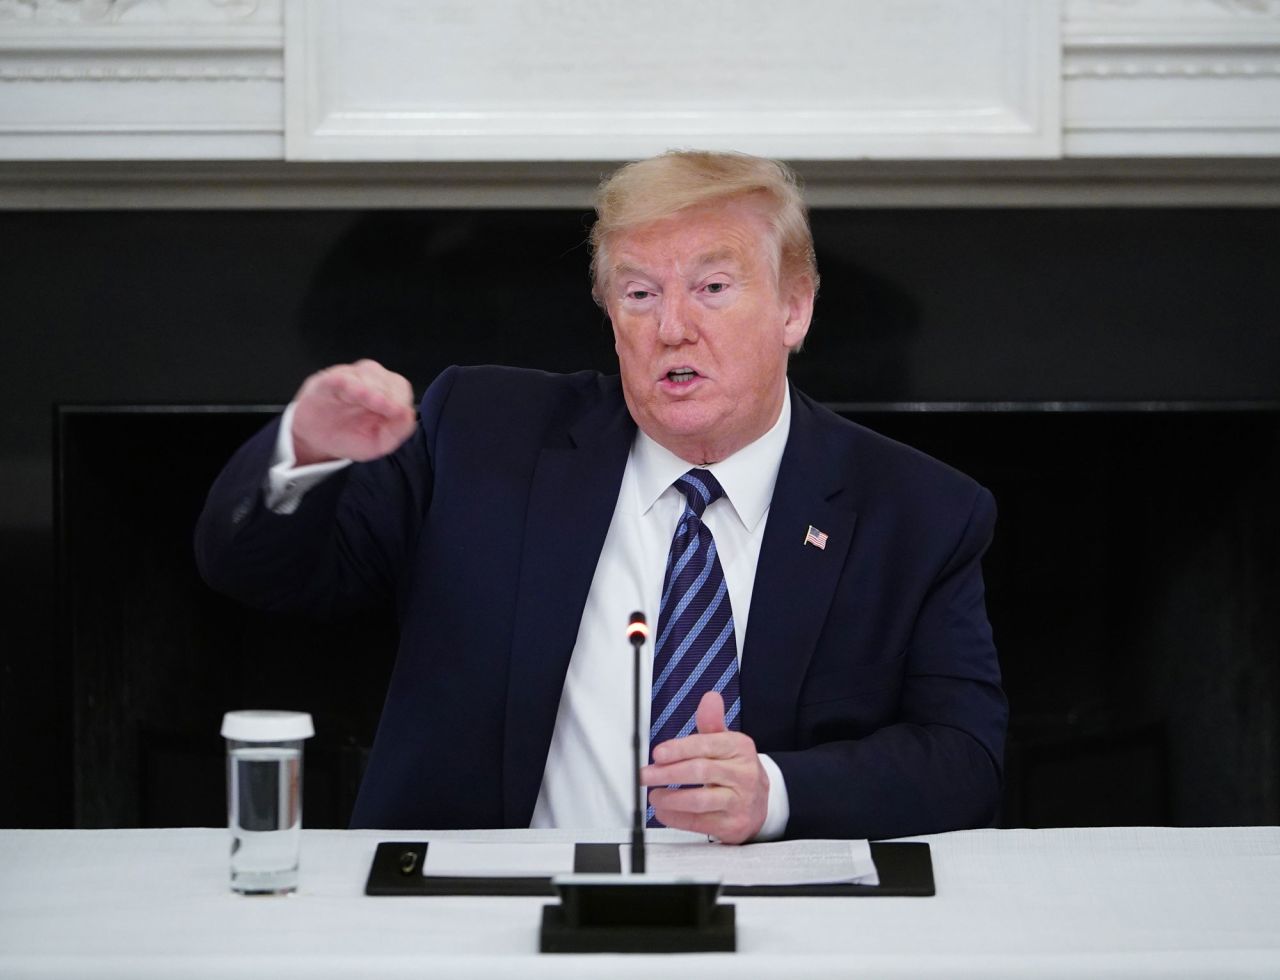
221, 710, 314, 895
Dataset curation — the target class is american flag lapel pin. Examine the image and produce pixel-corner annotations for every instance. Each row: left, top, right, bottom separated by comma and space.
803, 525, 829, 550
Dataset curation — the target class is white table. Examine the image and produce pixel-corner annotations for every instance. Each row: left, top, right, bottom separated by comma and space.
2, 826, 1279, 979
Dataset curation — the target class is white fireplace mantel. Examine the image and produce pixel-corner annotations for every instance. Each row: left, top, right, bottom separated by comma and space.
1, 0, 1279, 206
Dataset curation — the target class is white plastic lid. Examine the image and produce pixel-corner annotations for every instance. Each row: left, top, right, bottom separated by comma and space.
221, 710, 314, 742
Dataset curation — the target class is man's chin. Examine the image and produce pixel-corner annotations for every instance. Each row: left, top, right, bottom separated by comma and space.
638, 408, 734, 462
650, 404, 720, 439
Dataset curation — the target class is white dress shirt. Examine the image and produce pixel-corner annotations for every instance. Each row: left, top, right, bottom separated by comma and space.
265, 402, 351, 514
267, 389, 794, 840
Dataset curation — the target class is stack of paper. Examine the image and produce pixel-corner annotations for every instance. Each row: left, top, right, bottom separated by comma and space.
623, 839, 879, 886
423, 839, 879, 887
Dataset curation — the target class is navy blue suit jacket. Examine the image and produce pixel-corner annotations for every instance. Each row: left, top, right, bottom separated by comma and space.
196, 365, 1006, 839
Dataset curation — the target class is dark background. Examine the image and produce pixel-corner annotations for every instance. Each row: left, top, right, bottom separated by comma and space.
3, 207, 1278, 829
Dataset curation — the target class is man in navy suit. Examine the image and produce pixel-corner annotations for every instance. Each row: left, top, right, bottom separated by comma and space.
197, 150, 1006, 842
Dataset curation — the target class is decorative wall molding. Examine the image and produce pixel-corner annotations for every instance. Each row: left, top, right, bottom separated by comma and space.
285, 0, 1062, 162
5, 158, 1280, 209
1064, 0, 1280, 38
0, 0, 277, 26
1063, 0, 1280, 154
0, 4, 282, 159
1, 0, 1278, 166
0, 34, 283, 82
1064, 63, 1280, 79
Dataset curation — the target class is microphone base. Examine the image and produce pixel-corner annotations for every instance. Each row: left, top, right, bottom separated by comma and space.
539, 876, 735, 954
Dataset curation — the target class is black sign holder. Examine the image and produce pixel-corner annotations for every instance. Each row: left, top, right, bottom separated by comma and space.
540, 875, 734, 953
365, 839, 934, 899
365, 840, 932, 953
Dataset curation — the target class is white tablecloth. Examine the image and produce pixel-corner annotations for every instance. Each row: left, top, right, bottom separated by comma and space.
2, 826, 1279, 979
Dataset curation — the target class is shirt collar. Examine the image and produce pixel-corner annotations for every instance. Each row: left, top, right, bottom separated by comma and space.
631, 385, 791, 533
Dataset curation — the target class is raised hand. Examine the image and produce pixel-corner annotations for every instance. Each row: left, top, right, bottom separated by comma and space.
641, 691, 770, 844
290, 359, 417, 465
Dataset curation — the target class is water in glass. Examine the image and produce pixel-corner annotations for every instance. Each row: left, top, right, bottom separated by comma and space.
228, 744, 302, 894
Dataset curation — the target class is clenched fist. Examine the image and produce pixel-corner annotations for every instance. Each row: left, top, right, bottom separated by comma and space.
291, 359, 416, 465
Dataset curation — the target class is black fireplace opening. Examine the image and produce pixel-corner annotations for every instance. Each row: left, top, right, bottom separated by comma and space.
3, 203, 1277, 829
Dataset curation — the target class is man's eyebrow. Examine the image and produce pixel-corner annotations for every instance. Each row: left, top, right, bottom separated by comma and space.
612, 264, 651, 283
692, 248, 742, 269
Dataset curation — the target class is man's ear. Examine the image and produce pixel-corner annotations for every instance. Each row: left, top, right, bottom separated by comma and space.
782, 277, 815, 352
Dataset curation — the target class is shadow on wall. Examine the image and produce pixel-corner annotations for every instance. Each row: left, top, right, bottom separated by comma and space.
295, 211, 615, 387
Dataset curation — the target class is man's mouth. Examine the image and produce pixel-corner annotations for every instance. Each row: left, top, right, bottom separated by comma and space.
665, 369, 699, 384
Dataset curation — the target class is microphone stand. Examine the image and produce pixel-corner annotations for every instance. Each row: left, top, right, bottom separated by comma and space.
628, 611, 648, 874
536, 611, 735, 953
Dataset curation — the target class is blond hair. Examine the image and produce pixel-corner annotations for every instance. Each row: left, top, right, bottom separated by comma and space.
589, 150, 819, 305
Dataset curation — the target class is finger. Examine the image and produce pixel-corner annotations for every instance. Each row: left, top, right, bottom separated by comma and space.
650, 729, 750, 766
351, 359, 413, 405
649, 795, 750, 842
648, 692, 731, 764
649, 807, 720, 838
300, 367, 364, 406
647, 785, 732, 816
391, 371, 416, 412
641, 756, 717, 788
326, 371, 409, 420
642, 758, 751, 793
301, 362, 403, 413
357, 371, 416, 425
650, 787, 763, 845
696, 690, 727, 734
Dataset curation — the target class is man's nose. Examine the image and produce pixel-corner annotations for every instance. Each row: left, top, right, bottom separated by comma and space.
657, 293, 698, 345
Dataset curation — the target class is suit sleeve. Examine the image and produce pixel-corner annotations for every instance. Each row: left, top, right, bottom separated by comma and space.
194, 367, 459, 619
768, 486, 1007, 840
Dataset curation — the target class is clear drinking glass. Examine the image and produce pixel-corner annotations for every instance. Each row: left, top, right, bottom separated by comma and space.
221, 710, 314, 894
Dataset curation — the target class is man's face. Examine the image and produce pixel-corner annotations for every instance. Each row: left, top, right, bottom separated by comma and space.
603, 199, 813, 464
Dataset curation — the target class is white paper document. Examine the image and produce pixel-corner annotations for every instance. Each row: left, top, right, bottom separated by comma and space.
421, 839, 879, 886
622, 839, 880, 887
423, 842, 576, 877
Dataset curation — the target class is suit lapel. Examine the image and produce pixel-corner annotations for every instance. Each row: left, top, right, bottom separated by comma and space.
741, 387, 859, 750
503, 382, 635, 825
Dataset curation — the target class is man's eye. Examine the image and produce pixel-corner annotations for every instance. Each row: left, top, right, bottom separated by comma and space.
704, 282, 728, 294
627, 289, 652, 300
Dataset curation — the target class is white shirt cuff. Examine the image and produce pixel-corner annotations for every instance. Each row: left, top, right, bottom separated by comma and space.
753, 753, 791, 841
265, 401, 352, 514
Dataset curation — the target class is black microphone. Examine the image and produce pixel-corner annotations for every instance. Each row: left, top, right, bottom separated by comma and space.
627, 611, 649, 874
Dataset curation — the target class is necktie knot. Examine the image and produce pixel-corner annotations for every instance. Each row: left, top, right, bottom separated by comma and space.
674, 468, 725, 518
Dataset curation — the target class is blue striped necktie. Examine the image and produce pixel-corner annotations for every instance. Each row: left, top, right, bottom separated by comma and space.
648, 468, 741, 827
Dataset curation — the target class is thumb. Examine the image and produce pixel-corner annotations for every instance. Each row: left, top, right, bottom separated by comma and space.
695, 691, 727, 734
